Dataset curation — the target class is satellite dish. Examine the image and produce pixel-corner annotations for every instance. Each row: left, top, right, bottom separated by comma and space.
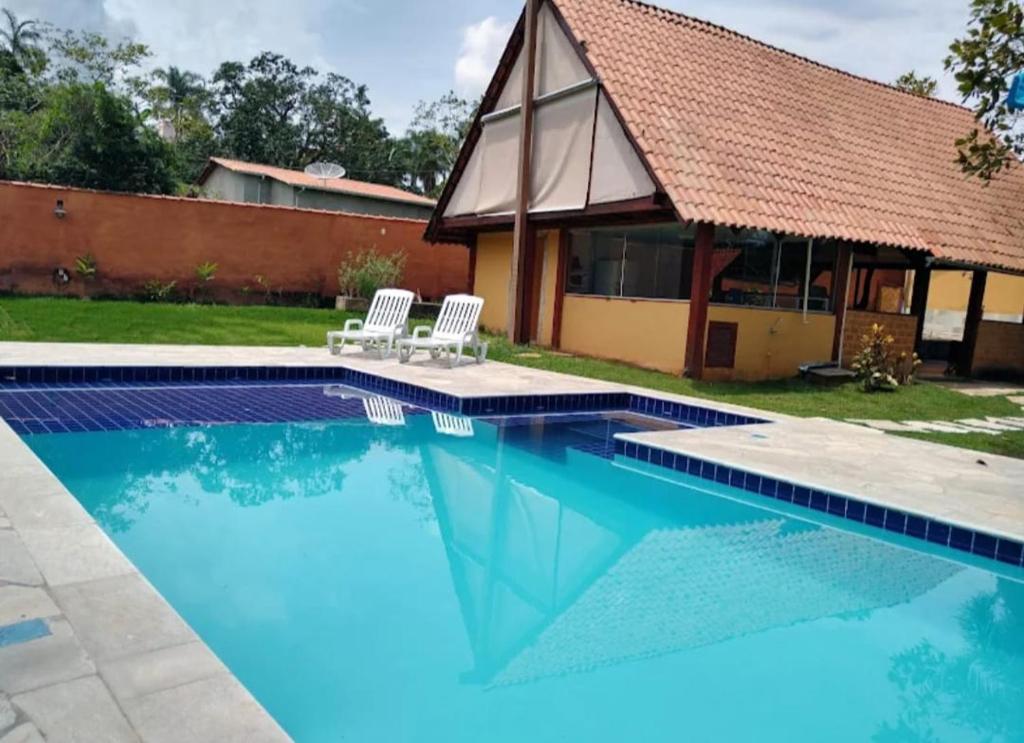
304, 162, 347, 180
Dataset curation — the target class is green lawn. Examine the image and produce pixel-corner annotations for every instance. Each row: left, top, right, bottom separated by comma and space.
2, 296, 1022, 458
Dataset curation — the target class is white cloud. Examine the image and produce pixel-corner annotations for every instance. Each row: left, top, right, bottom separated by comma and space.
454, 16, 513, 98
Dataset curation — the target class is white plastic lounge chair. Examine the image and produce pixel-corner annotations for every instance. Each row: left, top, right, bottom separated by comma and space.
431, 411, 475, 437
327, 289, 414, 358
363, 397, 406, 426
398, 294, 488, 367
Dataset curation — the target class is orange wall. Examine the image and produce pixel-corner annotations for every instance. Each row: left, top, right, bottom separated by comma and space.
0, 181, 468, 301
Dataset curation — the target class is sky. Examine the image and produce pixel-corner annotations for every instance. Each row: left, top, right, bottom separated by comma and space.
6, 0, 974, 134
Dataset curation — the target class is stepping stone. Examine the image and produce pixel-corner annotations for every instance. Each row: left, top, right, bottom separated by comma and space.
1006, 396, 1024, 405
901, 420, 999, 435
846, 419, 916, 432
956, 418, 1020, 432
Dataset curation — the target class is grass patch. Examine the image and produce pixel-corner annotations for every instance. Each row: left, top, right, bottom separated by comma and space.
2, 296, 1021, 458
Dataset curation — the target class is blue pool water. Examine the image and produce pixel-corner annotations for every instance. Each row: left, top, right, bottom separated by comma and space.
23, 391, 1024, 742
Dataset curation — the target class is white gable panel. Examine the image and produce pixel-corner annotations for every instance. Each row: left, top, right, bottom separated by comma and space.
491, 3, 591, 111
444, 113, 521, 216
589, 92, 656, 205
529, 89, 597, 212
442, 135, 484, 217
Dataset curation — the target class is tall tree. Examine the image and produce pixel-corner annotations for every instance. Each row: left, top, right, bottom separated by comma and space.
945, 0, 1024, 180
0, 8, 43, 73
396, 91, 476, 196
149, 65, 208, 129
894, 71, 938, 97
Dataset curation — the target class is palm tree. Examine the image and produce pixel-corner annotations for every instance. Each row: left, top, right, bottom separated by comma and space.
150, 66, 207, 129
0, 9, 42, 71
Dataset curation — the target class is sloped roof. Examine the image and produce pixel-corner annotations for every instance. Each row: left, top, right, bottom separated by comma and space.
555, 0, 1024, 272
435, 0, 1024, 273
201, 157, 436, 207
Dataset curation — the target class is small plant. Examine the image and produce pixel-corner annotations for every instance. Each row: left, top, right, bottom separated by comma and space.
337, 249, 406, 300
850, 323, 921, 392
195, 261, 218, 284
193, 261, 218, 302
142, 279, 177, 302
74, 254, 97, 281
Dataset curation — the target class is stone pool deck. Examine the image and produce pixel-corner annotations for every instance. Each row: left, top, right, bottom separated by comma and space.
1, 340, 1023, 741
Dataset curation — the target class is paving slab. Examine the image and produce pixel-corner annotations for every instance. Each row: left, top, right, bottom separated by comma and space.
122, 674, 290, 743
16, 526, 135, 587
0, 619, 94, 695
0, 587, 58, 627
99, 641, 226, 702
12, 676, 138, 743
0, 533, 42, 587
53, 575, 194, 664
957, 418, 1023, 432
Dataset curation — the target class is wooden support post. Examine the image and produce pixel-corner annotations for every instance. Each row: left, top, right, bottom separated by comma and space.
508, 0, 539, 343
958, 269, 987, 376
551, 230, 569, 349
684, 222, 715, 379
831, 243, 853, 364
467, 238, 478, 295
909, 263, 931, 355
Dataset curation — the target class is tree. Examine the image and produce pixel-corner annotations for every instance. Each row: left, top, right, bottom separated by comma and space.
14, 82, 175, 194
46, 27, 149, 90
210, 52, 396, 183
894, 70, 938, 97
148, 65, 208, 130
0, 8, 42, 73
396, 91, 477, 196
945, 0, 1024, 180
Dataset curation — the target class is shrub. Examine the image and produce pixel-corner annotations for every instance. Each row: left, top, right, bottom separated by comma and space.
337, 249, 406, 300
850, 323, 921, 392
142, 279, 177, 302
74, 254, 97, 280
195, 261, 218, 284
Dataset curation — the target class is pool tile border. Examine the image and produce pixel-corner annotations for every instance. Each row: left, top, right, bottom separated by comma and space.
0, 365, 768, 430
613, 438, 1024, 569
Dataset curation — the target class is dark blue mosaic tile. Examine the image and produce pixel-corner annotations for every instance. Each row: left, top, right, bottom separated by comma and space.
926, 522, 950, 546
865, 505, 886, 528
776, 481, 794, 503
905, 515, 927, 539
759, 477, 777, 498
884, 510, 907, 534
827, 494, 847, 516
995, 539, 1023, 566
972, 533, 997, 559
949, 527, 974, 553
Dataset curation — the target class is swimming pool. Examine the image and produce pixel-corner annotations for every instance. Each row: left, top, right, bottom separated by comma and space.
9, 378, 1024, 742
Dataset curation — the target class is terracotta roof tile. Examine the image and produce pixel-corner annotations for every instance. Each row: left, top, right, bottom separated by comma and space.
205, 157, 436, 207
556, 0, 1024, 272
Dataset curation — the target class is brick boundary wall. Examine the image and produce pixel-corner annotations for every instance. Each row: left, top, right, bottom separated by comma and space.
973, 320, 1024, 374
841, 310, 918, 368
0, 181, 468, 303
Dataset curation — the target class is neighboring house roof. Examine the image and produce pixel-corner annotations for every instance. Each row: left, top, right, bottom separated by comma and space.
435, 0, 1024, 274
200, 157, 436, 208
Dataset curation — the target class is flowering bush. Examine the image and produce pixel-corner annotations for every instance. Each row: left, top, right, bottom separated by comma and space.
850, 323, 921, 392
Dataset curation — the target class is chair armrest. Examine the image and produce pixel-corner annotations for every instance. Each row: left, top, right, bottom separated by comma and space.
344, 319, 363, 332
411, 325, 433, 339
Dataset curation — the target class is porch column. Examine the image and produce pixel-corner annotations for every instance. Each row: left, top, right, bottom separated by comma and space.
958, 269, 987, 376
551, 230, 570, 349
831, 243, 853, 363
909, 262, 931, 355
684, 222, 715, 379
508, 0, 540, 343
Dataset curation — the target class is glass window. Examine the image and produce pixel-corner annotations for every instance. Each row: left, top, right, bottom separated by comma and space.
710, 228, 837, 312
566, 223, 695, 300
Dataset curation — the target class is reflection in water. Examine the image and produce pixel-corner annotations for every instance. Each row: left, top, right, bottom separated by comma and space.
422, 439, 964, 688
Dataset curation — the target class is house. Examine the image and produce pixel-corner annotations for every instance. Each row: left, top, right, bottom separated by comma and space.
199, 157, 436, 220
425, 0, 1024, 380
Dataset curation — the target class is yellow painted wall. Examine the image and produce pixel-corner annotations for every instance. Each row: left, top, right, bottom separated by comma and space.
473, 231, 513, 333
559, 295, 690, 373
703, 306, 836, 381
928, 270, 1024, 315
